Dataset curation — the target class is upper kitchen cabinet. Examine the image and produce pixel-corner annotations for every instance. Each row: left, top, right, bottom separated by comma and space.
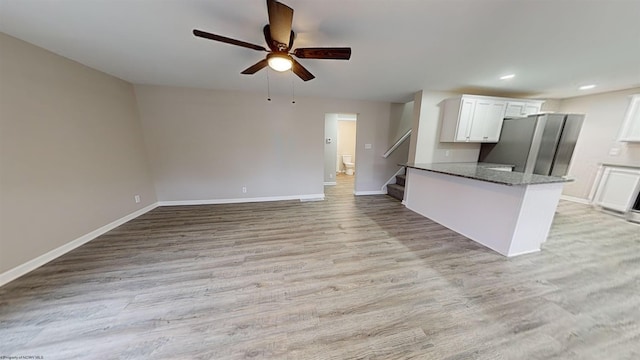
441, 94, 546, 143
504, 100, 545, 118
618, 94, 640, 142
440, 95, 507, 142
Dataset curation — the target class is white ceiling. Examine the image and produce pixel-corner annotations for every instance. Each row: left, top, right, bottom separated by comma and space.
1, 0, 639, 102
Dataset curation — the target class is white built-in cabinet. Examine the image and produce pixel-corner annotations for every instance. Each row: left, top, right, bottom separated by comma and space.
591, 165, 640, 213
504, 100, 544, 118
440, 94, 544, 143
440, 95, 506, 142
617, 94, 640, 142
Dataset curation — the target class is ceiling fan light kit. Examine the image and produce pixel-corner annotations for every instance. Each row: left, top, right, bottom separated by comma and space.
267, 53, 292, 72
193, 0, 351, 82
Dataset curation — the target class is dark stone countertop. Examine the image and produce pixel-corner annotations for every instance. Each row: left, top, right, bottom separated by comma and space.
402, 162, 573, 186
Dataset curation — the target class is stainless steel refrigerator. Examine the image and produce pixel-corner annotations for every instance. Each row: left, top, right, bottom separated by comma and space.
479, 113, 584, 176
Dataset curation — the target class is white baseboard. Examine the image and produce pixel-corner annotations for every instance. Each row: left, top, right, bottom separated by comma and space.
1, 194, 333, 287
157, 194, 326, 206
506, 248, 541, 257
0, 203, 158, 287
323, 182, 337, 186
560, 195, 590, 205
354, 190, 387, 196
300, 195, 325, 202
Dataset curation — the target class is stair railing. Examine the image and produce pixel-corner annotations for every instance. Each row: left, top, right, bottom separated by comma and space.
382, 129, 411, 158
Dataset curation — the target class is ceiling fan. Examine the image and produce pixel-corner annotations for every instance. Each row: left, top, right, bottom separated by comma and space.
193, 0, 351, 81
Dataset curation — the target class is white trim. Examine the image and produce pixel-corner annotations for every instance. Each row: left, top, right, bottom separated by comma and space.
0, 203, 158, 287
300, 197, 324, 202
323, 181, 337, 186
506, 248, 541, 257
382, 167, 406, 191
587, 164, 605, 202
157, 194, 325, 206
560, 195, 590, 205
337, 113, 357, 121
300, 194, 324, 202
354, 190, 387, 196
617, 94, 640, 142
627, 211, 640, 224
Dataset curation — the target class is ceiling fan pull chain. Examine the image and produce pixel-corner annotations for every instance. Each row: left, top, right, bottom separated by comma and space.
291, 71, 296, 104
266, 69, 271, 101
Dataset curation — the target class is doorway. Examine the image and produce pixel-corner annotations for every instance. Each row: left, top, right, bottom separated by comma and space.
324, 113, 357, 192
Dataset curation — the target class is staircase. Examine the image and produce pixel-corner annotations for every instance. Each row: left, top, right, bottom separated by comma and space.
386, 173, 406, 201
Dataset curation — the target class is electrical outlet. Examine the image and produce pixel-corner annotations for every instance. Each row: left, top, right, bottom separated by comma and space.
134, 195, 141, 203
329, 173, 333, 178
445, 150, 450, 157
242, 186, 247, 193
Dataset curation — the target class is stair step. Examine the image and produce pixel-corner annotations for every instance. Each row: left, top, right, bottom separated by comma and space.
395, 174, 406, 186
387, 184, 405, 201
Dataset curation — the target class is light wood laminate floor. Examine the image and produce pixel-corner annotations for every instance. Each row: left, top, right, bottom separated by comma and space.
1, 174, 639, 359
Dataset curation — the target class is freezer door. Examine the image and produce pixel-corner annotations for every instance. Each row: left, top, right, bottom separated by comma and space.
533, 114, 565, 175
479, 117, 536, 172
550, 114, 584, 177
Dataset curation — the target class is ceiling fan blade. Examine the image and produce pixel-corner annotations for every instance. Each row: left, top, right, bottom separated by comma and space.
291, 59, 315, 81
193, 29, 267, 52
292, 47, 352, 60
241, 59, 269, 75
266, 0, 293, 48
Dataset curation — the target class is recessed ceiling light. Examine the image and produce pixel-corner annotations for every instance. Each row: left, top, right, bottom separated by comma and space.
579, 84, 596, 90
500, 74, 515, 80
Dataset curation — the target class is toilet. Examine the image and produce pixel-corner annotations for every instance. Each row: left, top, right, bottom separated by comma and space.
342, 155, 355, 175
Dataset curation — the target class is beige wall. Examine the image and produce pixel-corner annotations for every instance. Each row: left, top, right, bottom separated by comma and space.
0, 34, 156, 274
337, 120, 356, 172
388, 101, 414, 145
0, 31, 402, 277
134, 85, 399, 198
558, 88, 640, 199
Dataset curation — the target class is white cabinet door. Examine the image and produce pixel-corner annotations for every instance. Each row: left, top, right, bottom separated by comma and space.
455, 97, 476, 141
505, 101, 543, 117
505, 101, 526, 118
469, 99, 506, 142
593, 167, 640, 212
618, 94, 640, 142
524, 102, 542, 115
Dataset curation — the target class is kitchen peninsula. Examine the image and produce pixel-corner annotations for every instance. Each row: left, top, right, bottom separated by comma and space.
403, 162, 571, 257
